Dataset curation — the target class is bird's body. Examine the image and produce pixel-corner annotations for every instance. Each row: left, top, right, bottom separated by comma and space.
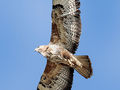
35, 44, 82, 68
35, 43, 92, 79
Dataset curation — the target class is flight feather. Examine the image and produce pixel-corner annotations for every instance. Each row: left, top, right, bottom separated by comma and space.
51, 0, 81, 53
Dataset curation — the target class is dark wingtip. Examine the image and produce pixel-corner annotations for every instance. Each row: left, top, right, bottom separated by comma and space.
53, 4, 64, 9
85, 57, 93, 79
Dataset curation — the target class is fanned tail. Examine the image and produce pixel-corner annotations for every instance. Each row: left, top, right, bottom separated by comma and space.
74, 55, 93, 79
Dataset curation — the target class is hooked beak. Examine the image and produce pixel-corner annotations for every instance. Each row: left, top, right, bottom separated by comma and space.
34, 48, 39, 52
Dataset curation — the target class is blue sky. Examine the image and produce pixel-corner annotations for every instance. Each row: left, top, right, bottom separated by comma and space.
0, 0, 120, 90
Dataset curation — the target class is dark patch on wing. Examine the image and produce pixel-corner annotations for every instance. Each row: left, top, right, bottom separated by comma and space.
44, 60, 57, 74
50, 23, 60, 44
39, 82, 46, 88
53, 4, 64, 9
74, 10, 80, 18
39, 82, 52, 88
72, 42, 79, 53
37, 87, 39, 90
75, 0, 80, 8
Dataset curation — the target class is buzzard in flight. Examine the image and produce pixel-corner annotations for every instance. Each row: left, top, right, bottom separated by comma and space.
35, 0, 92, 90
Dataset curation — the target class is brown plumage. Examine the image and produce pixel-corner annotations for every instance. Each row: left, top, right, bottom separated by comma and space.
51, 0, 81, 53
35, 0, 93, 90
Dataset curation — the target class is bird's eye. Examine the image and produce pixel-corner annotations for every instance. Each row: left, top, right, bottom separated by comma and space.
46, 47, 49, 50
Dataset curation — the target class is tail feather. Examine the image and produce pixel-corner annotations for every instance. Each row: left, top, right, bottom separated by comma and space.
74, 55, 93, 79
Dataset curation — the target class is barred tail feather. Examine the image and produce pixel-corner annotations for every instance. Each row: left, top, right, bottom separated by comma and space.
75, 55, 93, 79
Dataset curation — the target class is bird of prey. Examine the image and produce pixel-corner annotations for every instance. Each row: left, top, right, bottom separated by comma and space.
35, 0, 92, 90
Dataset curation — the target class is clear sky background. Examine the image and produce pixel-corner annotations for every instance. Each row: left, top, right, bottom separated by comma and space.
0, 0, 120, 90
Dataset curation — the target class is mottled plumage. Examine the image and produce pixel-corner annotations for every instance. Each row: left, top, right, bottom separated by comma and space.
35, 0, 92, 90
51, 0, 81, 53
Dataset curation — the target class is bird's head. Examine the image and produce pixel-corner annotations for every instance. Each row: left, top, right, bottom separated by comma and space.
35, 45, 50, 57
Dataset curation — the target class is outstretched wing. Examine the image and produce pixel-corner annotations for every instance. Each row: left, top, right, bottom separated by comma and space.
50, 0, 81, 53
